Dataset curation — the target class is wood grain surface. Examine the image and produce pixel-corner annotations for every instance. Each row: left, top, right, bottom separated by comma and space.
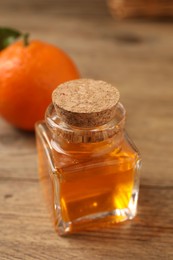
0, 1, 173, 259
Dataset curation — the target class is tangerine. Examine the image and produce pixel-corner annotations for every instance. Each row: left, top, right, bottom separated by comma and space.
0, 39, 80, 130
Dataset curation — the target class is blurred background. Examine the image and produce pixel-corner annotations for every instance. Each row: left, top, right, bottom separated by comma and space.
0, 1, 173, 259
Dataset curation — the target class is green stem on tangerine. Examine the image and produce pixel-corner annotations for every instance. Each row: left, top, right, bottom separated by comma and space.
0, 27, 29, 50
23, 33, 29, 46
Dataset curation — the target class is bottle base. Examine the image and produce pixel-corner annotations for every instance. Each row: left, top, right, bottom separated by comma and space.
55, 189, 138, 236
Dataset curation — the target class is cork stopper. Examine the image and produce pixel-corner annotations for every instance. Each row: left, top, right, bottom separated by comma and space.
52, 79, 120, 127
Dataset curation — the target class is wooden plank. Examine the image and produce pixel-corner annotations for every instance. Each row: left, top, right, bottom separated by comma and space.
0, 179, 173, 259
0, 0, 173, 259
0, 0, 109, 17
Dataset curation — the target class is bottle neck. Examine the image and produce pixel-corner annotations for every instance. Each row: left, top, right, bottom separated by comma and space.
51, 130, 124, 158
45, 102, 126, 154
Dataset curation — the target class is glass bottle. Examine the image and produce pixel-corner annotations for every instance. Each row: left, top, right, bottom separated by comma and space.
35, 79, 141, 236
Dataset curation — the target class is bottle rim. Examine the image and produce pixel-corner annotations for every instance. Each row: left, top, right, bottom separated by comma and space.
45, 102, 126, 143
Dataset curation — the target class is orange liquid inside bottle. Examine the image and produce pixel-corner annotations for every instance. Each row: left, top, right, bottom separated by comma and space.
36, 122, 140, 234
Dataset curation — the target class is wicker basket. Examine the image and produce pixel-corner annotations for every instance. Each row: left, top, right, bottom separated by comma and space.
107, 0, 173, 19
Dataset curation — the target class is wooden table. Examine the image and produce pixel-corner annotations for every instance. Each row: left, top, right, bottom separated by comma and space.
0, 1, 173, 259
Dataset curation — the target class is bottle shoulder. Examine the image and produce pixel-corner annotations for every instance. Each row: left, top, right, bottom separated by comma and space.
122, 131, 140, 159
35, 122, 140, 172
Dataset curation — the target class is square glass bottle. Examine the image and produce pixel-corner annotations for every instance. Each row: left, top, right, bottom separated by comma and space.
36, 79, 141, 235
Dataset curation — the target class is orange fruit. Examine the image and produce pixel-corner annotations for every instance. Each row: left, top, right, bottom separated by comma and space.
0, 39, 80, 130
